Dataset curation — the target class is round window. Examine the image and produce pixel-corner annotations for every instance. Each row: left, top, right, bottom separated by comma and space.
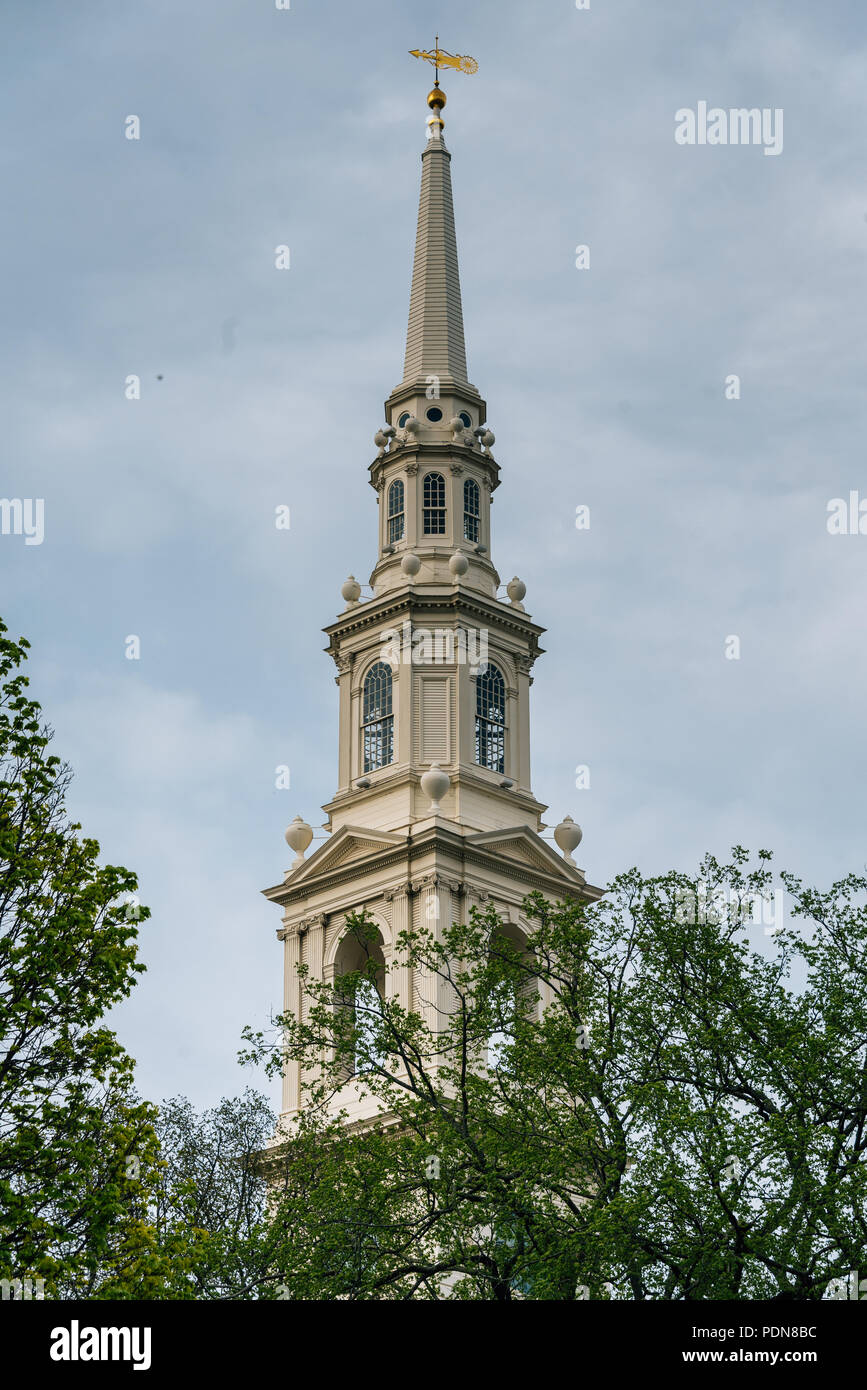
426, 407, 443, 422
397, 412, 410, 428
459, 412, 472, 428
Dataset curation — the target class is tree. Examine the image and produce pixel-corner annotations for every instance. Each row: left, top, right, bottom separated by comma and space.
241, 849, 867, 1299
0, 619, 166, 1296
145, 1091, 276, 1300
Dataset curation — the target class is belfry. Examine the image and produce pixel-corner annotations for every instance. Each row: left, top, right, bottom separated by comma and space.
264, 79, 601, 1126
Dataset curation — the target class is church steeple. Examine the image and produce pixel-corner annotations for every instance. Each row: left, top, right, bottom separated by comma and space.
371, 88, 493, 604
314, 83, 551, 837
264, 71, 600, 1127
383, 86, 485, 447
400, 85, 471, 394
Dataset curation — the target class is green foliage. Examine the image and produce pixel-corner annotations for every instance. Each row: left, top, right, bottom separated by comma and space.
4, 619, 864, 1301
239, 849, 867, 1299
0, 618, 169, 1296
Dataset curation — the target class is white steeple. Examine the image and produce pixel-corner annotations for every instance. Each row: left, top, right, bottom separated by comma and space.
400, 83, 471, 394
324, 82, 547, 834
263, 80, 600, 1127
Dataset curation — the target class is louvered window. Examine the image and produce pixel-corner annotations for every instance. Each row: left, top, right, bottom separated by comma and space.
420, 678, 449, 762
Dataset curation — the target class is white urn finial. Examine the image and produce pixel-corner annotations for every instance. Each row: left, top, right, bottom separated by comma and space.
554, 815, 583, 866
506, 576, 526, 609
341, 575, 362, 606
401, 552, 421, 578
420, 762, 450, 814
285, 814, 313, 867
449, 551, 469, 580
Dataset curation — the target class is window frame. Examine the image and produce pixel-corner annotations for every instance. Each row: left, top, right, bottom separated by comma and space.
361, 661, 395, 773
387, 478, 405, 544
463, 477, 480, 543
475, 664, 506, 774
422, 472, 447, 536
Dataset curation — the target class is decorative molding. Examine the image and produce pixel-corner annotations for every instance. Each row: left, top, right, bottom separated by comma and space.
324, 592, 545, 663
405, 461, 419, 477
267, 840, 600, 908
411, 872, 462, 894
448, 461, 464, 476
383, 882, 413, 902
300, 912, 328, 933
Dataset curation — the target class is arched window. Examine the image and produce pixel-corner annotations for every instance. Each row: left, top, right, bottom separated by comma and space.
475, 664, 505, 773
362, 662, 394, 772
387, 479, 405, 544
422, 472, 446, 535
463, 478, 480, 542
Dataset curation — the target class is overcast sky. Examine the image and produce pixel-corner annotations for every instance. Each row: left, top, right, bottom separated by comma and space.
3, 0, 866, 1113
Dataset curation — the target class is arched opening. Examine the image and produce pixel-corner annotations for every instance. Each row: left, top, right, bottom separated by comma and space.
334, 925, 387, 1081
486, 921, 536, 1071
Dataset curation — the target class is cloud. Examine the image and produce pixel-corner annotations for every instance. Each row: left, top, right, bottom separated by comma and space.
5, 0, 866, 1109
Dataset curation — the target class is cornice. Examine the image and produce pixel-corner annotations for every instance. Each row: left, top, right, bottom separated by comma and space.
263, 824, 602, 911
323, 588, 547, 662
322, 766, 547, 820
369, 441, 500, 495
383, 379, 486, 417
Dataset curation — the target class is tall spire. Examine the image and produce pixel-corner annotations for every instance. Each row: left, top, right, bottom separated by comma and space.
400, 85, 470, 392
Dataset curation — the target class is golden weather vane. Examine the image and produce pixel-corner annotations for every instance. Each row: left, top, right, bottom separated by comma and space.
409, 36, 479, 81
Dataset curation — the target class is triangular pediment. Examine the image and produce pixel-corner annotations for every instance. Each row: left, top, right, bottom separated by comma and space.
277, 824, 407, 891
466, 827, 589, 886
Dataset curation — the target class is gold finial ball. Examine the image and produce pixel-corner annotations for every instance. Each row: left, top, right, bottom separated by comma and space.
427, 85, 446, 110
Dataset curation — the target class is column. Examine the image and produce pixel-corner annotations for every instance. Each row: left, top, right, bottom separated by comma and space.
514, 654, 533, 793
411, 874, 461, 1037
281, 925, 302, 1115
300, 913, 327, 1101
335, 655, 353, 794
384, 884, 413, 1012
